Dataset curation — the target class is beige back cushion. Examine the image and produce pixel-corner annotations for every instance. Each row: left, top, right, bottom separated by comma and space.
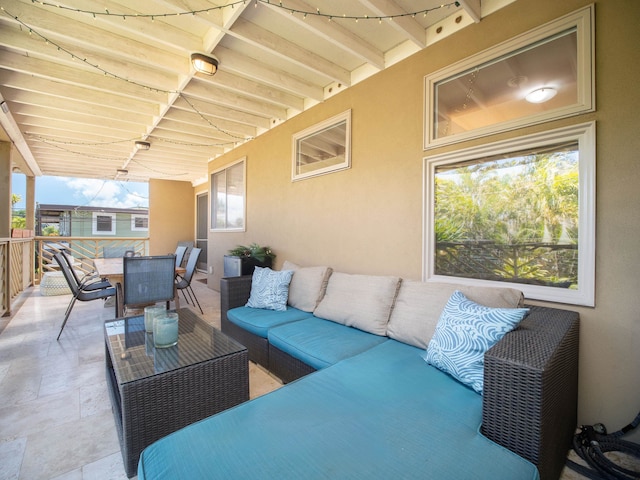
283, 261, 333, 312
387, 281, 524, 349
314, 272, 401, 336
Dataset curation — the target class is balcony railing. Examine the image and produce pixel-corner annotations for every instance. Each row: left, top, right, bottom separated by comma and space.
0, 236, 150, 316
36, 236, 150, 280
1, 236, 34, 316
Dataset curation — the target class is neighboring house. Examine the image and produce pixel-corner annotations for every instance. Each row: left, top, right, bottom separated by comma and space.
36, 204, 149, 238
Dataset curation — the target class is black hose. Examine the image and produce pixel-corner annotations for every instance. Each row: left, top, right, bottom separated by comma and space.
567, 416, 640, 480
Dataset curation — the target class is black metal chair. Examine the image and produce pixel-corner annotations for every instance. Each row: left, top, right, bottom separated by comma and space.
175, 247, 203, 314
53, 251, 116, 340
119, 255, 176, 317
59, 250, 111, 292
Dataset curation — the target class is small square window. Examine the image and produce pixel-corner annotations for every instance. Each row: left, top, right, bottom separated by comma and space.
131, 215, 149, 232
93, 212, 116, 235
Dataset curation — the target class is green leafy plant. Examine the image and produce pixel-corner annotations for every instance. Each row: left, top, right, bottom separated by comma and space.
228, 243, 275, 262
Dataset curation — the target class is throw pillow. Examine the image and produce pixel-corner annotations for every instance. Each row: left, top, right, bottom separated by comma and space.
246, 267, 294, 312
387, 280, 524, 349
313, 272, 401, 335
422, 290, 529, 394
282, 261, 333, 312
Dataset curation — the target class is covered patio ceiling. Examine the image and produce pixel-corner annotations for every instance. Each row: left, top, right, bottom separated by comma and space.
0, 0, 508, 185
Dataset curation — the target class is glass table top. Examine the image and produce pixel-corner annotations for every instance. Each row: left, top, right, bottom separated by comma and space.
104, 308, 246, 384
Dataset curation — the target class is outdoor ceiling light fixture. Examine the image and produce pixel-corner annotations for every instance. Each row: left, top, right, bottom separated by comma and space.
525, 87, 558, 104
191, 53, 218, 75
117, 168, 128, 175
134, 140, 150, 150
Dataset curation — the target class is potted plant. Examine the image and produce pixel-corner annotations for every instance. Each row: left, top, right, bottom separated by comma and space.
224, 243, 276, 277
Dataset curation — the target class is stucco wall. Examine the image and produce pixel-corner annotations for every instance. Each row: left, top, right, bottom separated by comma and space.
207, 0, 640, 438
149, 179, 194, 256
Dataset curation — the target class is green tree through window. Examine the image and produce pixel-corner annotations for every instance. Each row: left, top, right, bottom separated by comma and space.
434, 142, 579, 288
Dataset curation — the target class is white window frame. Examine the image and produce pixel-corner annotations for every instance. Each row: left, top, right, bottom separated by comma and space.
292, 110, 352, 181
131, 214, 149, 232
210, 157, 246, 232
424, 5, 594, 149
92, 212, 116, 235
423, 122, 596, 306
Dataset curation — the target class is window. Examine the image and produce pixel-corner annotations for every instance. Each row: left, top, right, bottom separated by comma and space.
131, 215, 149, 232
424, 122, 595, 306
93, 212, 116, 235
424, 6, 593, 148
211, 158, 246, 231
292, 110, 351, 181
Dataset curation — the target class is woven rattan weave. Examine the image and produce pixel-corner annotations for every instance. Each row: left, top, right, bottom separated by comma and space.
105, 308, 249, 477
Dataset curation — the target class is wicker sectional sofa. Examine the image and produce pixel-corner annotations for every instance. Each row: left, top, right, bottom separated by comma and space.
138, 264, 579, 480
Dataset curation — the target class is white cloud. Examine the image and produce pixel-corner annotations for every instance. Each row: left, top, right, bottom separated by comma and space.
63, 178, 148, 208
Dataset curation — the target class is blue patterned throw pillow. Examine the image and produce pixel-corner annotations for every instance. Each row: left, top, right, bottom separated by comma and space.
246, 267, 294, 312
422, 290, 529, 394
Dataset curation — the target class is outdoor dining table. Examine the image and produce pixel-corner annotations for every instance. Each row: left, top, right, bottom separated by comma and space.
93, 257, 186, 316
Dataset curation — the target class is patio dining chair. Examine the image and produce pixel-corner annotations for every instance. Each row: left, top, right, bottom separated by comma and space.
174, 245, 187, 269
119, 255, 176, 317
175, 247, 203, 314
53, 251, 116, 340
58, 250, 112, 293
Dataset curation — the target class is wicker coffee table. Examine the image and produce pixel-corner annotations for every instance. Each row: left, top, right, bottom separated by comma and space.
104, 308, 249, 477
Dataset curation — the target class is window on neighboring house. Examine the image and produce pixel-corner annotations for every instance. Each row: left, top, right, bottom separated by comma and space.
93, 212, 116, 235
424, 122, 595, 306
211, 158, 246, 231
131, 215, 149, 232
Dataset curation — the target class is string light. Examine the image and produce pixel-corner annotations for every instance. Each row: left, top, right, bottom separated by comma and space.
2, 9, 251, 145
4, 0, 461, 161
22, 0, 460, 23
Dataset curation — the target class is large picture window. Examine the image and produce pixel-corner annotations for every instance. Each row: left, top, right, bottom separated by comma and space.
211, 158, 246, 231
424, 122, 595, 306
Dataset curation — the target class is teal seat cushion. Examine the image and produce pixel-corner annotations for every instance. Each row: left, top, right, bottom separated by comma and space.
226, 306, 312, 338
138, 340, 539, 480
268, 317, 388, 369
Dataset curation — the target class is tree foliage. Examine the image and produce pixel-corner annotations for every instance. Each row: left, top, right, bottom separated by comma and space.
434, 148, 579, 287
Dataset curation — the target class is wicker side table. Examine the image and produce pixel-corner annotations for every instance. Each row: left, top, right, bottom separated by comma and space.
104, 308, 249, 477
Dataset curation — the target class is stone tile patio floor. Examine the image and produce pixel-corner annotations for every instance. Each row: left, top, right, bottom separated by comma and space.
0, 272, 620, 479
0, 273, 281, 480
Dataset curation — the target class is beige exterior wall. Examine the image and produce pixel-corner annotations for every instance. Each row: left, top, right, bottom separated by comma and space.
207, 0, 640, 438
149, 179, 194, 255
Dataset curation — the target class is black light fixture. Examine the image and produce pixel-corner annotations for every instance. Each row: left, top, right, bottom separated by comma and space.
134, 140, 150, 151
191, 53, 219, 75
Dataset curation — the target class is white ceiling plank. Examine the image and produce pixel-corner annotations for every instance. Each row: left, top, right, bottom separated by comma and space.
214, 46, 324, 102
228, 17, 351, 86
0, 51, 168, 104
0, 76, 159, 117
358, 0, 427, 48
262, 0, 386, 70
162, 108, 256, 138
184, 79, 287, 120
0, 2, 189, 74
200, 70, 305, 111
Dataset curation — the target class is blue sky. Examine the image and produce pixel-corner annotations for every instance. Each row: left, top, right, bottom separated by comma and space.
11, 174, 149, 209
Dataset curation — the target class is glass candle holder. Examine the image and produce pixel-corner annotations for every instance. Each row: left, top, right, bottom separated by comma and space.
144, 305, 165, 333
153, 312, 179, 348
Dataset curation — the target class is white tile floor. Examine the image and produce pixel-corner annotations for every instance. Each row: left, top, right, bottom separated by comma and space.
0, 274, 281, 480
0, 274, 624, 480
